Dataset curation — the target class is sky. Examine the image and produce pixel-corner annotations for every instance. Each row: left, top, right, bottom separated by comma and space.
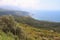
0, 0, 60, 11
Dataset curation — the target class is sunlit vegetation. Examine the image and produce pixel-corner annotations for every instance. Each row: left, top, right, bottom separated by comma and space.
0, 15, 60, 40
14, 16, 60, 32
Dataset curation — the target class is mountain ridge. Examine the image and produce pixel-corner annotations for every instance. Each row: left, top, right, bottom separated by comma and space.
0, 8, 30, 16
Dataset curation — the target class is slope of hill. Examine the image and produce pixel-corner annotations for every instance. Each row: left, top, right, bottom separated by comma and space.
0, 8, 30, 16
0, 8, 60, 40
0, 8, 60, 32
14, 16, 60, 32
0, 15, 60, 40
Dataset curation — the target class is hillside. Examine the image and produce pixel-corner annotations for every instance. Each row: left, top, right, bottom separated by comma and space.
0, 9, 60, 40
0, 8, 30, 16
0, 15, 60, 40
14, 16, 60, 32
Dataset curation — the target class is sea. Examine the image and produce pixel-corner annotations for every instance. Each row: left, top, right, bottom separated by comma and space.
32, 11, 60, 22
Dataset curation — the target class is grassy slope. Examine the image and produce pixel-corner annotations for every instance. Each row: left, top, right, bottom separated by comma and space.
0, 30, 15, 40
15, 16, 60, 32
17, 23, 60, 40
0, 15, 60, 40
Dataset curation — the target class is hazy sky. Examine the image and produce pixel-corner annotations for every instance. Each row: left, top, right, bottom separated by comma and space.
0, 0, 60, 11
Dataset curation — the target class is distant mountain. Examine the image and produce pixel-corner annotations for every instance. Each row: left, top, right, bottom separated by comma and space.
0, 5, 21, 10
0, 8, 30, 16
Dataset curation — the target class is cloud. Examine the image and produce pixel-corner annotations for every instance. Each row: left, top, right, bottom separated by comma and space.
0, 0, 18, 6
0, 0, 40, 10
0, 0, 60, 10
16, 0, 40, 10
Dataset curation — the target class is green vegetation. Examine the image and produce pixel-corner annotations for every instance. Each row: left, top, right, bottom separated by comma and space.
0, 15, 60, 40
14, 16, 60, 32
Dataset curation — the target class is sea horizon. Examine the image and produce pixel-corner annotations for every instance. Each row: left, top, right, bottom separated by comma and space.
32, 11, 60, 22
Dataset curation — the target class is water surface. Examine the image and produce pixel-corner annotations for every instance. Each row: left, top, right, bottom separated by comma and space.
32, 11, 60, 22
